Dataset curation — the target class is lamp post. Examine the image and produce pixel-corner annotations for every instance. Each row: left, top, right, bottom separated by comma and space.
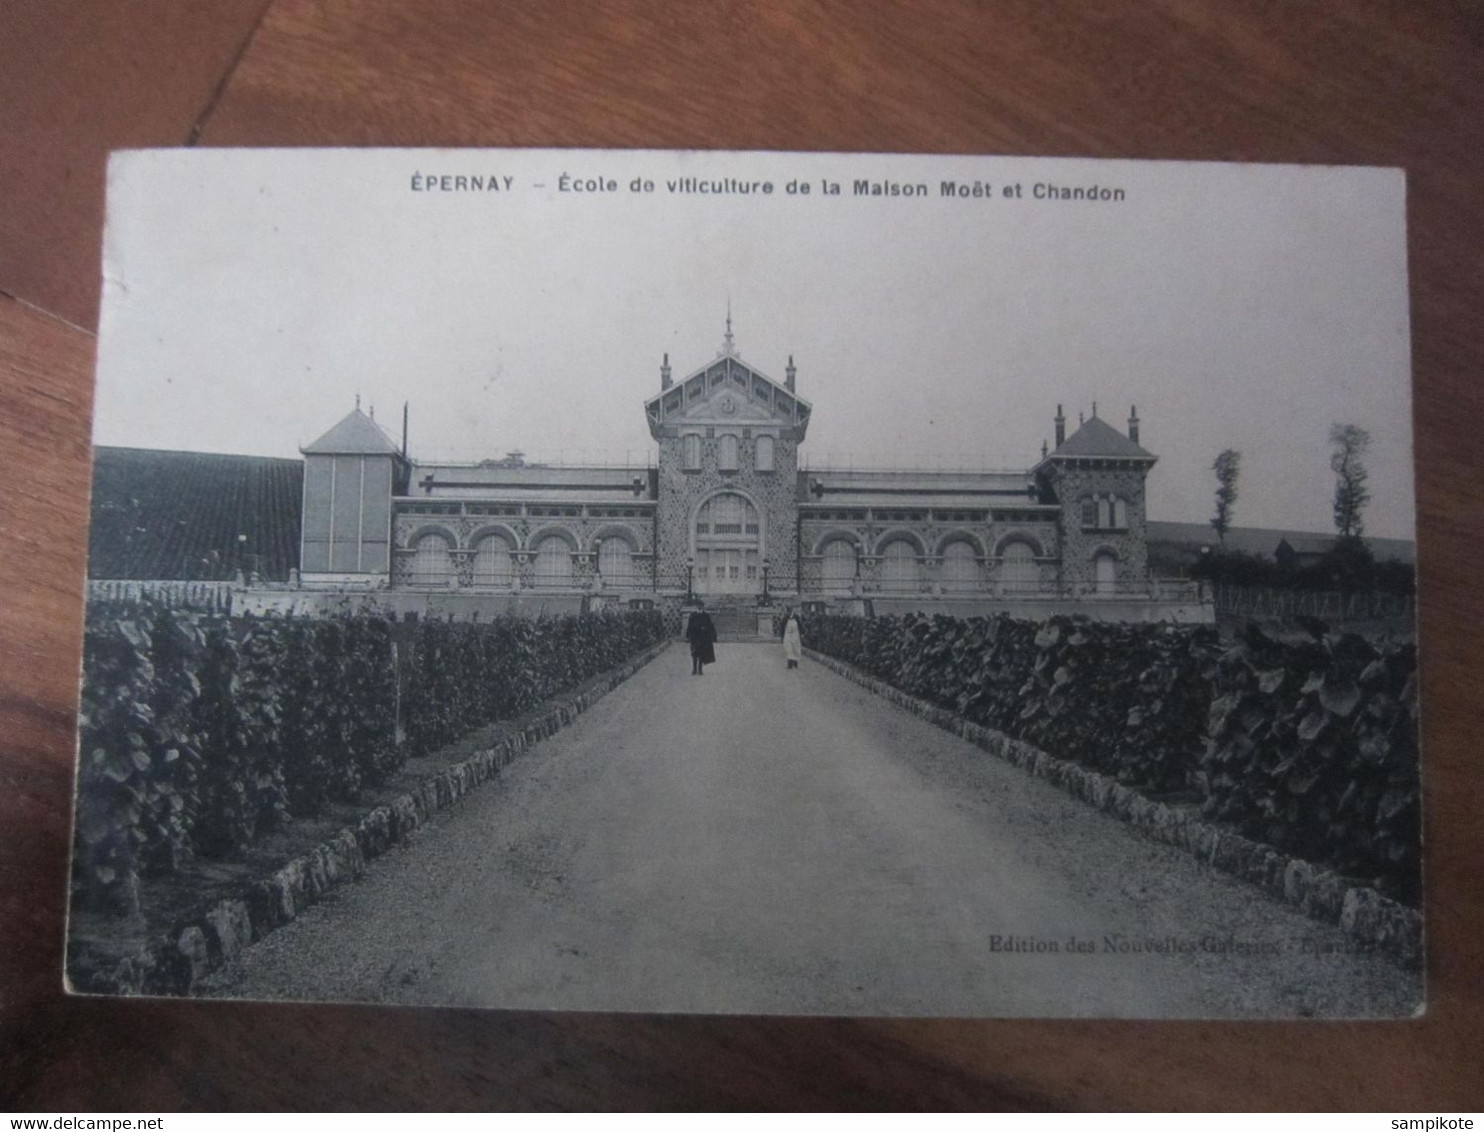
686, 555, 694, 602
761, 556, 771, 605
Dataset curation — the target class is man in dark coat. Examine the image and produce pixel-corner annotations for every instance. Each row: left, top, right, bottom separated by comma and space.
686, 601, 717, 675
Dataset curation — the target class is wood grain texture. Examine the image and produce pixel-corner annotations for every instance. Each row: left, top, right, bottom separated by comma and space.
2, 0, 1482, 1111
0, 0, 272, 328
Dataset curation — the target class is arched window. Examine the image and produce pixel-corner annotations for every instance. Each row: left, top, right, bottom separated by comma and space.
1113, 497, 1128, 529
533, 536, 573, 586
880, 539, 921, 591
681, 433, 702, 471
821, 539, 856, 590
941, 540, 980, 591
999, 540, 1038, 595
755, 434, 775, 472
700, 492, 752, 535
717, 434, 740, 472
411, 533, 451, 586
1081, 498, 1098, 528
472, 533, 514, 587
598, 538, 635, 588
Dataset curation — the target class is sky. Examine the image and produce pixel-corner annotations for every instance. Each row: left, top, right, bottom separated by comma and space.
93, 149, 1415, 540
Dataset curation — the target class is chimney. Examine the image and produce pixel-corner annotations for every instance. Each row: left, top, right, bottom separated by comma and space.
786, 354, 796, 392
1054, 404, 1066, 447
1128, 404, 1140, 445
661, 352, 672, 390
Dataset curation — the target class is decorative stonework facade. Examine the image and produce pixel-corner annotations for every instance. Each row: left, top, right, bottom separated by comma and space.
295, 323, 1195, 620
648, 335, 807, 598
1032, 412, 1157, 594
1044, 464, 1151, 589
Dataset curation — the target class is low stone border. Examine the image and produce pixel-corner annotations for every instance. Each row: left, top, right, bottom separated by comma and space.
67, 640, 673, 996
805, 647, 1423, 968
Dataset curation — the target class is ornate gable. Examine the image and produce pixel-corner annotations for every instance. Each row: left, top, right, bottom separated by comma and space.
645, 352, 811, 440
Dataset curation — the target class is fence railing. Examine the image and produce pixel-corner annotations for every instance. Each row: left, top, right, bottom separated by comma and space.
87, 579, 236, 613
1211, 584, 1415, 622
797, 570, 1207, 602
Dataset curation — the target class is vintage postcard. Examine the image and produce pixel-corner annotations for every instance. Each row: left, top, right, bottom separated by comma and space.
68, 149, 1421, 1017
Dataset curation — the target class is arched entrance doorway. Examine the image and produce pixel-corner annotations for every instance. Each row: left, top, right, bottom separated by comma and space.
694, 491, 761, 595
1093, 551, 1118, 596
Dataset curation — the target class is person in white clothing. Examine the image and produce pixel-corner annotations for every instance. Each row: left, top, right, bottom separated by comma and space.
781, 608, 802, 670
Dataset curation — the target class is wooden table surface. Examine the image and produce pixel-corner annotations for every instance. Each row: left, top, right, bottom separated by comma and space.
2, 0, 1481, 1111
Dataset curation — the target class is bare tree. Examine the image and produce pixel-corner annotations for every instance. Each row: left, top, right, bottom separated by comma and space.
1329, 424, 1372, 539
1210, 449, 1241, 546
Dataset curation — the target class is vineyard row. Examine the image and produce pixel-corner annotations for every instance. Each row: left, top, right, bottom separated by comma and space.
75, 604, 668, 915
801, 613, 1420, 905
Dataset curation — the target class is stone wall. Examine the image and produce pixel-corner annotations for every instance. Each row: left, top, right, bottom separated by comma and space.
1043, 463, 1150, 586
656, 431, 799, 592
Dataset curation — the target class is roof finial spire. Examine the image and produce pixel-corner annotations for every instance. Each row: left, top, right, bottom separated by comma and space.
722, 298, 736, 357
355, 393, 361, 411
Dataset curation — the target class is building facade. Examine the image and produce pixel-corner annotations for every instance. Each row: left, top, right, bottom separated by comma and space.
293, 325, 1206, 623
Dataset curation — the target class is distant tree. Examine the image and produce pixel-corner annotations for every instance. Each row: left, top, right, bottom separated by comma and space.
1210, 449, 1241, 545
1329, 424, 1372, 539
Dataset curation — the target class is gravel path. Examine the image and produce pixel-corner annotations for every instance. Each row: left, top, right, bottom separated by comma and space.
199, 642, 1422, 1017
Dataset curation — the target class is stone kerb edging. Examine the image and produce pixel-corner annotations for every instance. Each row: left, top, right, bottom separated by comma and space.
68, 640, 673, 997
803, 648, 1423, 968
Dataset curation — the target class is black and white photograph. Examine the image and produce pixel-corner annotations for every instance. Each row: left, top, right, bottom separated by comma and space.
67, 148, 1422, 1018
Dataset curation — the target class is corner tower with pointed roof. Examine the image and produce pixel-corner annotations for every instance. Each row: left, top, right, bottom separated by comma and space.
1034, 404, 1157, 592
300, 405, 410, 587
645, 319, 811, 599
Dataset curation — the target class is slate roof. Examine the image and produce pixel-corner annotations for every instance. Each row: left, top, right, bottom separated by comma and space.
1047, 415, 1155, 461
797, 467, 1038, 508
412, 462, 655, 501
302, 408, 403, 456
